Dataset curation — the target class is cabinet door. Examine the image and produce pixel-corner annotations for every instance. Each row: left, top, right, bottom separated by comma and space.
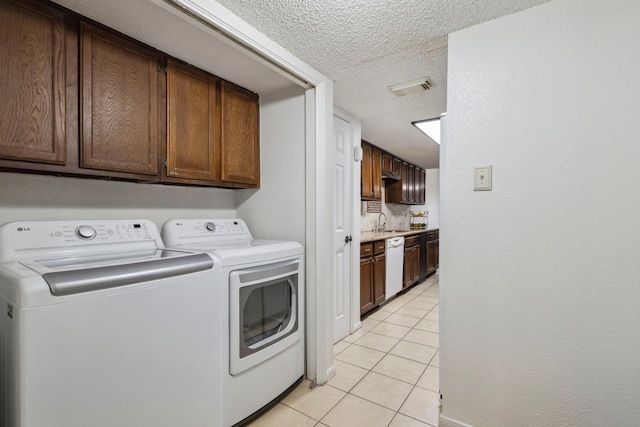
373, 253, 386, 305
80, 23, 160, 175
412, 246, 420, 284
401, 162, 411, 202
382, 152, 393, 177
407, 164, 415, 203
415, 168, 426, 204
0, 0, 66, 164
371, 146, 382, 199
361, 141, 382, 201
385, 163, 403, 203
403, 246, 413, 288
392, 157, 402, 180
220, 81, 260, 187
360, 256, 374, 314
361, 142, 373, 199
166, 60, 219, 181
427, 240, 436, 274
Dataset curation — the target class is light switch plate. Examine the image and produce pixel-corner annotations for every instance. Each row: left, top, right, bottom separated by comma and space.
474, 165, 492, 191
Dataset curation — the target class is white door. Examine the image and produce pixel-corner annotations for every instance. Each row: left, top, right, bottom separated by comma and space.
333, 115, 353, 343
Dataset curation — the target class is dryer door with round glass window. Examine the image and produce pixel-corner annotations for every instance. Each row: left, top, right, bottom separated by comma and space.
229, 258, 301, 375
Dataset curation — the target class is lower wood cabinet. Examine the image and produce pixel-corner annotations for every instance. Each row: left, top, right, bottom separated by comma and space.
360, 240, 386, 315
360, 255, 374, 314
403, 236, 420, 289
426, 230, 440, 275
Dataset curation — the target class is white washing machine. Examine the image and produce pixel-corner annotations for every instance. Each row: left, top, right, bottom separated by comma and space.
0, 219, 223, 427
161, 219, 304, 427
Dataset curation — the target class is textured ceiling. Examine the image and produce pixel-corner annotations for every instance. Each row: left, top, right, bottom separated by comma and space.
213, 0, 552, 168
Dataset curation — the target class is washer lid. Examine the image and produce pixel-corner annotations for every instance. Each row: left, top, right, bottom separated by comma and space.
22, 250, 214, 296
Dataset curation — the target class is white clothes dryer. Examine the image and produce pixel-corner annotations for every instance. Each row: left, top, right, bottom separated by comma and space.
0, 219, 223, 427
161, 219, 304, 427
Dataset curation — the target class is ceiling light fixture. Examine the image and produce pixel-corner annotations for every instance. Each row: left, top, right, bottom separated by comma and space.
413, 118, 441, 145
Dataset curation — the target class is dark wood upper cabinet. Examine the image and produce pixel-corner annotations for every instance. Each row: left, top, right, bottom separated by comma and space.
0, 0, 66, 165
382, 152, 401, 180
392, 157, 402, 180
1, 0, 260, 188
80, 23, 160, 175
220, 81, 260, 187
361, 141, 382, 200
415, 167, 426, 204
372, 147, 382, 199
387, 161, 412, 204
386, 160, 426, 205
382, 153, 393, 176
406, 163, 415, 203
166, 60, 220, 182
361, 143, 373, 199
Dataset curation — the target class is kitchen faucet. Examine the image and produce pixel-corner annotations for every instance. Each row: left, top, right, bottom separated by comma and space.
377, 213, 386, 232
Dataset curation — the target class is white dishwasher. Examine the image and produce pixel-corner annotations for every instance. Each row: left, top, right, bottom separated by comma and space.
385, 236, 404, 300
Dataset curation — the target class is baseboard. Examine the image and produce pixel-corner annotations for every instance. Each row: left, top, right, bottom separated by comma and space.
440, 414, 474, 427
325, 364, 337, 382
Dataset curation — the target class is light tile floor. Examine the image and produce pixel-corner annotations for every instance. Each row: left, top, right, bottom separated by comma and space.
249, 274, 440, 427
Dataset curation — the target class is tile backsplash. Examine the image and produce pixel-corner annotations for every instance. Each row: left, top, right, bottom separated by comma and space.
361, 186, 417, 232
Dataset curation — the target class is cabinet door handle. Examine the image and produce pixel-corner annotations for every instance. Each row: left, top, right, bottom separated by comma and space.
345, 235, 353, 243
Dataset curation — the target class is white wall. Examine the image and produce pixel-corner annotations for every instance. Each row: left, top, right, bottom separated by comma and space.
0, 173, 235, 229
442, 1, 640, 426
236, 86, 307, 244
1, 87, 308, 239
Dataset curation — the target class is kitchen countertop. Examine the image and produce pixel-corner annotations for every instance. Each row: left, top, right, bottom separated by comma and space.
360, 227, 439, 243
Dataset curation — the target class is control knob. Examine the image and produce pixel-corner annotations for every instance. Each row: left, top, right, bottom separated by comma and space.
75, 225, 97, 240
204, 222, 216, 232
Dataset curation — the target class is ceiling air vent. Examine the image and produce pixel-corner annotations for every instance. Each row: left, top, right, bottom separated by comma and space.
388, 77, 434, 97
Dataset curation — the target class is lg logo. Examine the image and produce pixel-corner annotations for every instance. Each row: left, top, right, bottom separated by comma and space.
16, 227, 31, 232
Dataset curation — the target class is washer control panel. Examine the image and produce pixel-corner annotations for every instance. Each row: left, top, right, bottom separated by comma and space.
174, 219, 248, 235
75, 225, 97, 240
4, 220, 157, 251
161, 219, 253, 245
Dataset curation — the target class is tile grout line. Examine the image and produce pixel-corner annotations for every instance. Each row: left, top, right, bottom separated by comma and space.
258, 276, 440, 426
333, 277, 439, 426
